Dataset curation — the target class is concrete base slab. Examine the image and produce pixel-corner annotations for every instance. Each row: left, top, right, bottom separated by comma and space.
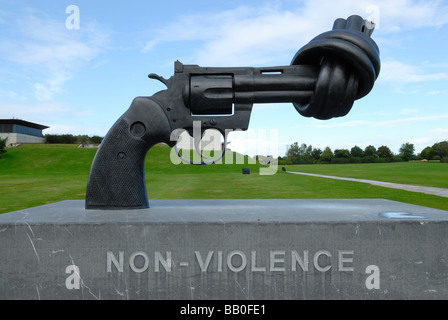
1, 199, 448, 300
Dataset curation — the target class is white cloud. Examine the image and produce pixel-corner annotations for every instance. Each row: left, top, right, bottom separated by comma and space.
431, 128, 448, 134
0, 13, 109, 101
0, 101, 95, 123
0, 101, 71, 119
142, 0, 448, 66
0, 89, 19, 99
410, 137, 432, 145
143, 5, 316, 66
352, 0, 448, 32
380, 60, 448, 84
400, 108, 420, 115
309, 0, 448, 31
45, 123, 110, 136
313, 113, 448, 128
0, 100, 108, 135
312, 120, 370, 128
379, 114, 448, 126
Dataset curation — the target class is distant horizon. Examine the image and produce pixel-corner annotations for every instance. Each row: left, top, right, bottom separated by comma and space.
3, 117, 447, 156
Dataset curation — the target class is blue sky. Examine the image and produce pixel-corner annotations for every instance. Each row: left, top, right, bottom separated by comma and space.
0, 0, 447, 157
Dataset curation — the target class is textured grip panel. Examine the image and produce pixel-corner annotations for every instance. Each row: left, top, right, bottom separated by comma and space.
86, 98, 172, 210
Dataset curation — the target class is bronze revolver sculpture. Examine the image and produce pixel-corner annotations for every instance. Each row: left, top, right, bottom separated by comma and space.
86, 15, 381, 210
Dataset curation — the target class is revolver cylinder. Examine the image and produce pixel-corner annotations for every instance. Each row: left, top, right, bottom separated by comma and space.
187, 65, 319, 116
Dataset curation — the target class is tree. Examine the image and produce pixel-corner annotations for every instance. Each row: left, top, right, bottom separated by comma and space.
286, 142, 314, 163
321, 147, 334, 162
377, 145, 393, 159
298, 143, 313, 163
44, 134, 104, 144
334, 149, 351, 158
432, 141, 448, 159
286, 142, 299, 163
90, 135, 103, 144
76, 135, 89, 144
304, 144, 313, 162
0, 137, 7, 154
311, 148, 322, 161
350, 146, 363, 158
364, 145, 378, 158
45, 134, 77, 144
399, 142, 415, 161
420, 146, 436, 160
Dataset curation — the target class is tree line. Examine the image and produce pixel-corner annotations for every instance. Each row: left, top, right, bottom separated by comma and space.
0, 135, 104, 154
280, 140, 448, 165
44, 134, 103, 145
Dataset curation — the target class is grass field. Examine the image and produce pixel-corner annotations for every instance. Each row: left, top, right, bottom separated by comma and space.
284, 162, 448, 189
0, 144, 447, 213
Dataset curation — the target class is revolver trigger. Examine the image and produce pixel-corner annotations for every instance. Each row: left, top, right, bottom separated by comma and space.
148, 73, 170, 88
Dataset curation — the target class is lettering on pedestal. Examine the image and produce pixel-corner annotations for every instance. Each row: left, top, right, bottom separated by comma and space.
105, 249, 381, 290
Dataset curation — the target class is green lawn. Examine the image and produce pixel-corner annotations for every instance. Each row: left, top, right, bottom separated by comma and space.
0, 144, 447, 214
0, 144, 96, 212
283, 162, 448, 189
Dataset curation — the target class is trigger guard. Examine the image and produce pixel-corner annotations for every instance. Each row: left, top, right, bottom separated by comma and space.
175, 133, 228, 165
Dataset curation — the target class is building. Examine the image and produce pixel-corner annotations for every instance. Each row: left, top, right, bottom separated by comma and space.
0, 119, 49, 145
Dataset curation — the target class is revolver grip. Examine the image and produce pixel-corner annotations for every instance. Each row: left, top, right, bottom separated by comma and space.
85, 97, 172, 210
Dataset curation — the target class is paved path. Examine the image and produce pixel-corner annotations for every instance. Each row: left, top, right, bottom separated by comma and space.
286, 171, 448, 198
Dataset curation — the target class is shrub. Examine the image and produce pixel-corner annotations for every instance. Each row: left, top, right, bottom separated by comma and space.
0, 137, 7, 154
331, 158, 350, 164
278, 159, 293, 165
361, 156, 376, 163
45, 134, 103, 144
348, 157, 361, 163
45, 134, 77, 144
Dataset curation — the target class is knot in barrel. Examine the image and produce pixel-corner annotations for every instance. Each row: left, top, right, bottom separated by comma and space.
291, 15, 381, 120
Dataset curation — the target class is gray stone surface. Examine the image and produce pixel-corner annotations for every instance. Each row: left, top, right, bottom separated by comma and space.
1, 199, 448, 300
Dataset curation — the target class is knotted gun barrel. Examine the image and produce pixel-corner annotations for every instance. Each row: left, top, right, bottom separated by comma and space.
292, 15, 380, 119
185, 15, 379, 120
85, 15, 381, 210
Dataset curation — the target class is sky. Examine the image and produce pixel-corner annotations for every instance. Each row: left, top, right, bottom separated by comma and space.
0, 0, 447, 157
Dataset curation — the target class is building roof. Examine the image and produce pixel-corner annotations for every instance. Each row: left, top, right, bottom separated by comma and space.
0, 119, 49, 130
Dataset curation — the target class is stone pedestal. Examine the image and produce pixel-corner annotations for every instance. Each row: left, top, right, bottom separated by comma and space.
1, 199, 448, 300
